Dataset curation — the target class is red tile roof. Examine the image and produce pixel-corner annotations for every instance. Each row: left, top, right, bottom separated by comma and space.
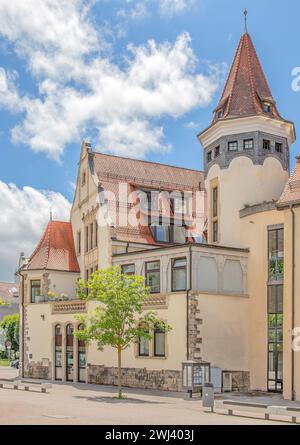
0, 282, 18, 303
93, 152, 205, 245
27, 221, 80, 273
94, 152, 204, 191
277, 157, 300, 207
213, 33, 282, 122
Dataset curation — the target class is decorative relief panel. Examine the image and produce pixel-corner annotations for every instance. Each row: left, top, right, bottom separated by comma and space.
52, 300, 87, 314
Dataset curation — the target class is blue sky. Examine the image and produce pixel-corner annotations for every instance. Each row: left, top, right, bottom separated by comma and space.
0, 0, 299, 281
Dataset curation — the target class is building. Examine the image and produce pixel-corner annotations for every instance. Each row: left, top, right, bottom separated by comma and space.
18, 30, 300, 400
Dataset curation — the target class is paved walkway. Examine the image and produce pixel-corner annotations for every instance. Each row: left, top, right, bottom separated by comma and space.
0, 367, 297, 425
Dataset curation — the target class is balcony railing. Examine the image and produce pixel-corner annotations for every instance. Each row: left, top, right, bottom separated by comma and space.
51, 300, 87, 315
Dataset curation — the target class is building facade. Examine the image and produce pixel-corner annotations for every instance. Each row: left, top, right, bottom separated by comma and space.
18, 31, 300, 400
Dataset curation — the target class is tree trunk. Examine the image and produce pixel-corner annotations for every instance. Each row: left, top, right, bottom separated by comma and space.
117, 345, 122, 399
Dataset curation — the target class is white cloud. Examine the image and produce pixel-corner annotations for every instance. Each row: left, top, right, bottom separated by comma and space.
158, 0, 195, 17
0, 0, 221, 160
117, 2, 148, 20
0, 181, 71, 281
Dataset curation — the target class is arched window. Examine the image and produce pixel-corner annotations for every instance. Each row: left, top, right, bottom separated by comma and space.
77, 324, 86, 383
138, 323, 149, 357
54, 324, 62, 381
66, 324, 74, 382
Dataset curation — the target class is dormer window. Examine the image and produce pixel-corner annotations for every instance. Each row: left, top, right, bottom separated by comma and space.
217, 108, 223, 119
263, 102, 272, 113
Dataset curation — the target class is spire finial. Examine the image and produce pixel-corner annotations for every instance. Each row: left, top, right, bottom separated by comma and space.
50, 209, 53, 221
244, 9, 248, 33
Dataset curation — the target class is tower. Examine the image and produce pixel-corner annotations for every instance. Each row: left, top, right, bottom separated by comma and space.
198, 31, 295, 247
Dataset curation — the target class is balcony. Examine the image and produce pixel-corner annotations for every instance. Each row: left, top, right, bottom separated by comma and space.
51, 300, 87, 315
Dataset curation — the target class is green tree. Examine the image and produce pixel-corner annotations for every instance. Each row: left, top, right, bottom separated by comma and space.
0, 313, 20, 357
75, 266, 171, 399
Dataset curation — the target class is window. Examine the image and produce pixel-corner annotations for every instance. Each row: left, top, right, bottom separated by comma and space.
275, 142, 283, 153
172, 258, 187, 291
214, 146, 220, 158
30, 280, 41, 303
173, 226, 186, 243
85, 226, 89, 253
263, 139, 271, 150
90, 223, 93, 250
207, 151, 212, 162
211, 185, 219, 243
212, 187, 218, 218
154, 225, 170, 243
268, 285, 283, 392
78, 324, 86, 383
173, 194, 190, 215
154, 328, 165, 357
268, 228, 284, 281
145, 261, 160, 294
152, 224, 186, 244
139, 190, 159, 212
138, 327, 149, 357
217, 109, 223, 119
263, 102, 272, 113
121, 264, 135, 275
213, 221, 218, 243
228, 141, 238, 151
66, 324, 74, 382
95, 221, 98, 247
55, 324, 62, 381
244, 139, 254, 150
77, 231, 81, 254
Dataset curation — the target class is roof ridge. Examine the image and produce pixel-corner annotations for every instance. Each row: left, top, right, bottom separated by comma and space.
224, 33, 244, 118
244, 33, 260, 115
93, 151, 204, 174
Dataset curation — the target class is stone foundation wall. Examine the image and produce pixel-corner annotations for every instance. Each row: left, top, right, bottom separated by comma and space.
88, 365, 182, 391
24, 361, 51, 380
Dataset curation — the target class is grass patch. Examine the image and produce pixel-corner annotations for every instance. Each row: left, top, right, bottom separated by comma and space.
0, 359, 9, 366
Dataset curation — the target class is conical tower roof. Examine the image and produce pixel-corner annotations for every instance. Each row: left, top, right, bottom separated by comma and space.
213, 32, 282, 122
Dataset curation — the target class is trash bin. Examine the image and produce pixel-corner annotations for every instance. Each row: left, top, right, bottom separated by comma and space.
202, 382, 214, 410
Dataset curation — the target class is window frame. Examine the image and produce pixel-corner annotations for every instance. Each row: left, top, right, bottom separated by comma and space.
145, 260, 161, 294
138, 329, 150, 357
171, 257, 187, 292
154, 328, 166, 357
263, 139, 271, 151
207, 151, 212, 162
30, 280, 41, 303
275, 142, 283, 153
121, 264, 135, 275
228, 141, 238, 152
243, 139, 254, 150
214, 146, 220, 158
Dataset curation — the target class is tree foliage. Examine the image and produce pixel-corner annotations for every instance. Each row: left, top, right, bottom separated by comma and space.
75, 266, 171, 398
0, 313, 20, 352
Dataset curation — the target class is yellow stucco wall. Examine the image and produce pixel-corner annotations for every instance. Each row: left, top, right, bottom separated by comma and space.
206, 157, 288, 248
197, 293, 249, 371
281, 206, 300, 401
240, 208, 284, 391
